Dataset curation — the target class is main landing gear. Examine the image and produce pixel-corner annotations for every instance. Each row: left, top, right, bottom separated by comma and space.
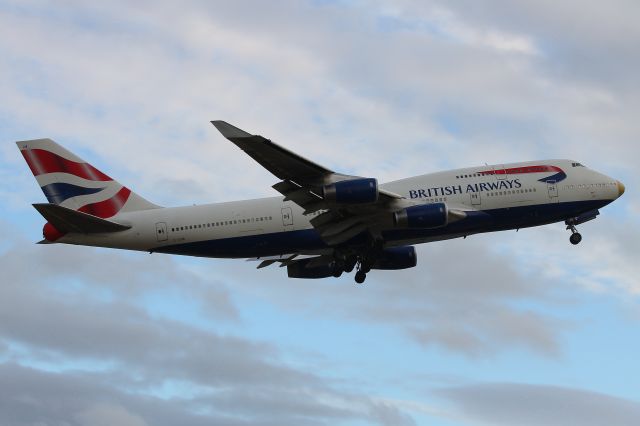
330, 255, 368, 283
354, 262, 371, 284
565, 220, 582, 245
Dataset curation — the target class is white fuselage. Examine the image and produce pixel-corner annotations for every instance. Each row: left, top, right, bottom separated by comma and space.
59, 159, 621, 258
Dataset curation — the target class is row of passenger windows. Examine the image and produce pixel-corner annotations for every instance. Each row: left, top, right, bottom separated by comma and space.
171, 216, 274, 232
456, 173, 482, 179
564, 182, 613, 190
486, 188, 536, 197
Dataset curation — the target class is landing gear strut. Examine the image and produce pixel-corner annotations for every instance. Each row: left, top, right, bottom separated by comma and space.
354, 260, 370, 284
343, 256, 357, 273
566, 221, 582, 245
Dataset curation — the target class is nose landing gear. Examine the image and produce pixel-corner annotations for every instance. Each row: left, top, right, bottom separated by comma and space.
566, 221, 582, 245
569, 231, 582, 245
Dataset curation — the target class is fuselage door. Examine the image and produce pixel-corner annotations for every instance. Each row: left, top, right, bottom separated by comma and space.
155, 222, 168, 242
281, 207, 294, 227
547, 180, 559, 202
470, 192, 481, 206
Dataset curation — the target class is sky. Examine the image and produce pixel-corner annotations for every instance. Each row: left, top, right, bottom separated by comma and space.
1, 0, 639, 425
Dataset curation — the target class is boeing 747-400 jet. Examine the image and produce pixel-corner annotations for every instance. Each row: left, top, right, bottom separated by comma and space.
18, 121, 625, 283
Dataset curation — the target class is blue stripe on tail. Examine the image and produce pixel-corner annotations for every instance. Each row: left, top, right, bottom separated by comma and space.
41, 182, 105, 204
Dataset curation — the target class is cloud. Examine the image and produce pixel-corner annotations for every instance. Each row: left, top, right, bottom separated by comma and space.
0, 239, 416, 425
440, 382, 640, 426
75, 403, 148, 426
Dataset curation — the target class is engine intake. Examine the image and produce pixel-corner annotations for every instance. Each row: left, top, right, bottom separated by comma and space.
372, 246, 417, 270
394, 203, 448, 228
323, 178, 378, 204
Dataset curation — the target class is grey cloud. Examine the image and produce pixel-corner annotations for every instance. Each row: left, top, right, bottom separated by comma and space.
6, 240, 239, 322
440, 382, 640, 426
75, 403, 148, 426
0, 363, 248, 426
431, 0, 640, 89
368, 401, 417, 426
0, 361, 402, 426
0, 240, 414, 425
0, 247, 304, 390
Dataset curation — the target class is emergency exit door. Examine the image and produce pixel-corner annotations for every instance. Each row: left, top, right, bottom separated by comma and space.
281, 207, 293, 227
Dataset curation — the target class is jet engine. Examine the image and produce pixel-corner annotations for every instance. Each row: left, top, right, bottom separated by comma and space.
371, 246, 417, 270
287, 258, 336, 279
393, 203, 448, 228
323, 178, 378, 204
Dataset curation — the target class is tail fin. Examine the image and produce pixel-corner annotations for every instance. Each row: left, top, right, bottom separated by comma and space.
17, 138, 159, 218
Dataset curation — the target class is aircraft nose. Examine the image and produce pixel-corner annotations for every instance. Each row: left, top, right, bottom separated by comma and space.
617, 180, 625, 197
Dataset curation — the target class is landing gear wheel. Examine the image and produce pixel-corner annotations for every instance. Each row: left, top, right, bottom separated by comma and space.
333, 269, 343, 278
570, 232, 582, 245
354, 271, 366, 284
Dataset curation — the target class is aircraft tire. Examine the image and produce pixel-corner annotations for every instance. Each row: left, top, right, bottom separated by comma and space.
570, 232, 582, 245
355, 271, 366, 284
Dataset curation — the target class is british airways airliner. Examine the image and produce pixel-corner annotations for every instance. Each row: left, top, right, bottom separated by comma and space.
18, 121, 625, 283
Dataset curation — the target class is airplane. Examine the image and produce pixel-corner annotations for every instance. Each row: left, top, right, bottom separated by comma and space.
17, 121, 625, 284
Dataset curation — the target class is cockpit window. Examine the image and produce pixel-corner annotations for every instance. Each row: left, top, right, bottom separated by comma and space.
571, 162, 585, 167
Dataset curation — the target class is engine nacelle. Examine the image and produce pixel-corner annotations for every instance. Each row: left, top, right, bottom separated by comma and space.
287, 258, 335, 279
323, 178, 378, 204
43, 222, 65, 242
372, 246, 417, 270
393, 203, 448, 228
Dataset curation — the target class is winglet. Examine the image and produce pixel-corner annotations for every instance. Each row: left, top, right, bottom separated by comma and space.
211, 121, 253, 139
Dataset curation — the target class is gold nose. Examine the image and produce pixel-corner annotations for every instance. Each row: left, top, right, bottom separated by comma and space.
617, 180, 625, 197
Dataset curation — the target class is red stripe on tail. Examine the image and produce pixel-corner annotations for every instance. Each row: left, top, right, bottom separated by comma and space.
21, 149, 113, 181
78, 187, 131, 218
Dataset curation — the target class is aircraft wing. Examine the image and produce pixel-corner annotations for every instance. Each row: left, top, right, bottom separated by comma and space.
212, 120, 407, 245
211, 121, 333, 183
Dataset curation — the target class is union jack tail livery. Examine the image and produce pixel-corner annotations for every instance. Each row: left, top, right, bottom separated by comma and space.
17, 138, 159, 242
17, 138, 158, 217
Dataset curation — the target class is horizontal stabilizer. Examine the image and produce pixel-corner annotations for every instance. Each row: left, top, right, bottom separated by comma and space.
32, 203, 131, 234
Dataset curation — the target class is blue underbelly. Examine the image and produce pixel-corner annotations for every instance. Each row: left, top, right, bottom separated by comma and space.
155, 199, 609, 258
